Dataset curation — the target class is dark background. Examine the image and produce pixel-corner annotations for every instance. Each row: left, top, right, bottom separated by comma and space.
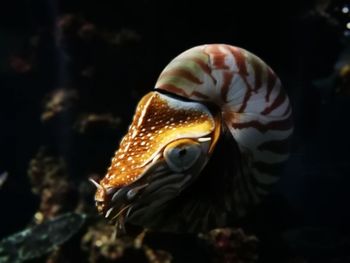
0, 0, 350, 261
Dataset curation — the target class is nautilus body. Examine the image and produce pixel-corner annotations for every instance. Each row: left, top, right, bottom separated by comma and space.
91, 44, 293, 232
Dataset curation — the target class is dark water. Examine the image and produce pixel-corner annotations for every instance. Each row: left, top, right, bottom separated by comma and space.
1, 0, 349, 262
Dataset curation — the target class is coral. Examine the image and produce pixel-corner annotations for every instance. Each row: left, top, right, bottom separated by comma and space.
41, 89, 79, 122
81, 222, 172, 263
74, 113, 121, 135
81, 221, 129, 262
201, 228, 259, 263
28, 148, 77, 223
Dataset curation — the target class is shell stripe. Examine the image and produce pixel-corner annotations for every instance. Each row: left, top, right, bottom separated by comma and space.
265, 68, 277, 102
258, 135, 292, 154
231, 114, 292, 133
160, 68, 204, 85
261, 88, 287, 115
221, 71, 235, 102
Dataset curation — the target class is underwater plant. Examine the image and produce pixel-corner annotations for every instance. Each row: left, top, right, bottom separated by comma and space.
0, 213, 86, 263
90, 44, 293, 233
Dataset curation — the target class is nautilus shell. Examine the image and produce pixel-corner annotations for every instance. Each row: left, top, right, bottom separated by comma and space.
91, 44, 293, 233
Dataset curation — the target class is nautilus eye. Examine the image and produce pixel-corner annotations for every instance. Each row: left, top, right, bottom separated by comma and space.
163, 139, 202, 172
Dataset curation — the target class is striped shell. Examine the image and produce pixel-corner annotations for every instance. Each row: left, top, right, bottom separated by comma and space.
155, 44, 293, 214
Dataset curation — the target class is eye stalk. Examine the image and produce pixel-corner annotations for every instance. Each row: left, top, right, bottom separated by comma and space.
163, 138, 203, 172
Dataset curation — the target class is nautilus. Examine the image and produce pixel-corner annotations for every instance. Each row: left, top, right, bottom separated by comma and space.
91, 44, 293, 233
